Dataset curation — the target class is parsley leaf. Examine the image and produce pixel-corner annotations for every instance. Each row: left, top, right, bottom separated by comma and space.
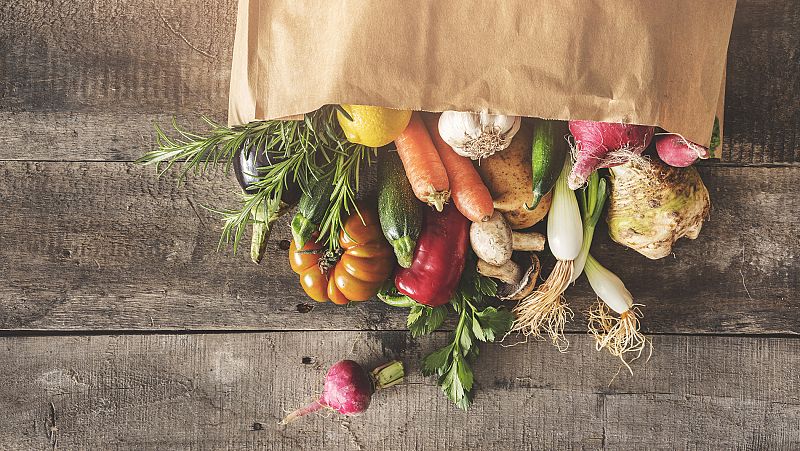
421, 264, 512, 410
407, 304, 447, 338
422, 345, 452, 376
473, 307, 514, 342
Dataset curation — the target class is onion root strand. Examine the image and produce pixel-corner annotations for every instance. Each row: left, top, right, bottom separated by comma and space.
587, 301, 652, 373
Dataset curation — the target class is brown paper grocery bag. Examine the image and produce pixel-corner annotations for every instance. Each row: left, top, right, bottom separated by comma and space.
228, 0, 736, 150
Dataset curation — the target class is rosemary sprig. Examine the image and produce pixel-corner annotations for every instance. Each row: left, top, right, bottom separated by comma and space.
137, 118, 278, 182
138, 106, 375, 253
317, 143, 377, 249
137, 106, 343, 185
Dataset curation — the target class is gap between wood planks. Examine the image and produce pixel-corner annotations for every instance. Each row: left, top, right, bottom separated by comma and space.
1, 159, 798, 168
2, 329, 799, 339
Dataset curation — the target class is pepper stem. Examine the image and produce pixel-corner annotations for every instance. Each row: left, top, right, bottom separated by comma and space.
370, 360, 405, 389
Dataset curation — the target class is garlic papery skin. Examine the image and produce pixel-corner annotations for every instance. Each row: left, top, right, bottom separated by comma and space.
438, 111, 521, 160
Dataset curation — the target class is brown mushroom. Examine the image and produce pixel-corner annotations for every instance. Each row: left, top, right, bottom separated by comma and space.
470, 212, 545, 266
477, 253, 541, 301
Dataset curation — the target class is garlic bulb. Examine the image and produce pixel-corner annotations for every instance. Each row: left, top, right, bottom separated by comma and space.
438, 111, 521, 160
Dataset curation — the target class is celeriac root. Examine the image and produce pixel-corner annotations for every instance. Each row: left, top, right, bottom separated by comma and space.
587, 301, 652, 373
510, 260, 574, 351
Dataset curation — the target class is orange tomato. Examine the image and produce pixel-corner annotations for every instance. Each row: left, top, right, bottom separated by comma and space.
288, 205, 394, 305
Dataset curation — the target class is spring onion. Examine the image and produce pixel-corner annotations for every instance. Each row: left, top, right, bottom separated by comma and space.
511, 155, 582, 351
573, 171, 608, 282
575, 172, 650, 371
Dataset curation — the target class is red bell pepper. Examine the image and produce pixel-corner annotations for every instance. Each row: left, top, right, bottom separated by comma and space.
395, 204, 470, 307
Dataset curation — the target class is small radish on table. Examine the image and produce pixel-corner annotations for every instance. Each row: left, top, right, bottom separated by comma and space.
280, 359, 404, 425
568, 120, 655, 190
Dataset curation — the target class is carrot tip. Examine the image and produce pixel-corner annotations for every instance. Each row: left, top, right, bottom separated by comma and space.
426, 190, 451, 212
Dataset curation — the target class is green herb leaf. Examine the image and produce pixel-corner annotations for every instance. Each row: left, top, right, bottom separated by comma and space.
407, 304, 446, 338
406, 304, 424, 325
474, 307, 514, 343
456, 357, 474, 393
709, 116, 721, 154
422, 345, 453, 376
458, 315, 474, 355
139, 106, 376, 253
471, 313, 487, 342
436, 353, 474, 410
419, 254, 515, 410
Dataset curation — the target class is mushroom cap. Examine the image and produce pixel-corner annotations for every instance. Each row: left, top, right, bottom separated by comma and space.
497, 253, 541, 301
470, 211, 513, 266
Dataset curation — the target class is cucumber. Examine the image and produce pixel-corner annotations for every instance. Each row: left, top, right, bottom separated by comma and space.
290, 174, 334, 248
378, 151, 423, 268
528, 119, 570, 209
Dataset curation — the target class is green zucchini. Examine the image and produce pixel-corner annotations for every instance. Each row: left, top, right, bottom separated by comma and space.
528, 118, 570, 210
378, 151, 423, 268
290, 174, 334, 248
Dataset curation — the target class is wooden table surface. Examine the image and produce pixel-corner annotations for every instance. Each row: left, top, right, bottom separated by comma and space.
1, 1, 798, 449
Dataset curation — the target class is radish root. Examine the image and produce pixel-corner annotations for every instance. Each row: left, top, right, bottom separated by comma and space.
510, 260, 575, 351
587, 301, 652, 373
279, 400, 324, 425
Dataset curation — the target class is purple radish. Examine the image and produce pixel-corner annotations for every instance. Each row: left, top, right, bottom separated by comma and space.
568, 120, 655, 189
280, 360, 404, 424
655, 134, 710, 167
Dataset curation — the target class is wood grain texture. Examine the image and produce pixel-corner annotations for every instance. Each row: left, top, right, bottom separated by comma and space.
0, 162, 797, 333
0, 331, 798, 450
0, 0, 798, 163
723, 0, 800, 164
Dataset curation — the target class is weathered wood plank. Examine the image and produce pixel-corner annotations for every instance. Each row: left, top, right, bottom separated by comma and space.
723, 0, 800, 164
0, 162, 797, 333
0, 332, 798, 450
1, 0, 798, 164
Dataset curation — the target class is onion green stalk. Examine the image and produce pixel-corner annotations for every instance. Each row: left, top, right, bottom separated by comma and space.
576, 172, 650, 371
511, 155, 581, 351
573, 172, 608, 282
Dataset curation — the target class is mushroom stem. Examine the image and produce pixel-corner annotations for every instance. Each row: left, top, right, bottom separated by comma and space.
477, 259, 522, 285
512, 232, 545, 252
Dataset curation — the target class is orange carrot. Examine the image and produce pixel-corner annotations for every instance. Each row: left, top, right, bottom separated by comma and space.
394, 112, 450, 211
422, 113, 494, 222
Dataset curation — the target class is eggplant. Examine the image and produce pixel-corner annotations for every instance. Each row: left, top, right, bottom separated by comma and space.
233, 141, 301, 204
233, 140, 302, 264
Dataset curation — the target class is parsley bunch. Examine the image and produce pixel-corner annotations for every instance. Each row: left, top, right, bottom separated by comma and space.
380, 264, 513, 410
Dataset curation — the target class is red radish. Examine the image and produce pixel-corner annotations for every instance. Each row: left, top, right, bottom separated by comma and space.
655, 134, 710, 167
280, 360, 404, 424
568, 120, 655, 189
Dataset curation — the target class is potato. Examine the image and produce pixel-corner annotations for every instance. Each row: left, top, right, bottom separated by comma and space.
475, 123, 551, 229
503, 192, 551, 229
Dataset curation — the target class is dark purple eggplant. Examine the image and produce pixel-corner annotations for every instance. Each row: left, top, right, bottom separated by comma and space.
233, 141, 301, 204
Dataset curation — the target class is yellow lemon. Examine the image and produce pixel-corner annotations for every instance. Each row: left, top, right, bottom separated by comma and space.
337, 105, 412, 147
